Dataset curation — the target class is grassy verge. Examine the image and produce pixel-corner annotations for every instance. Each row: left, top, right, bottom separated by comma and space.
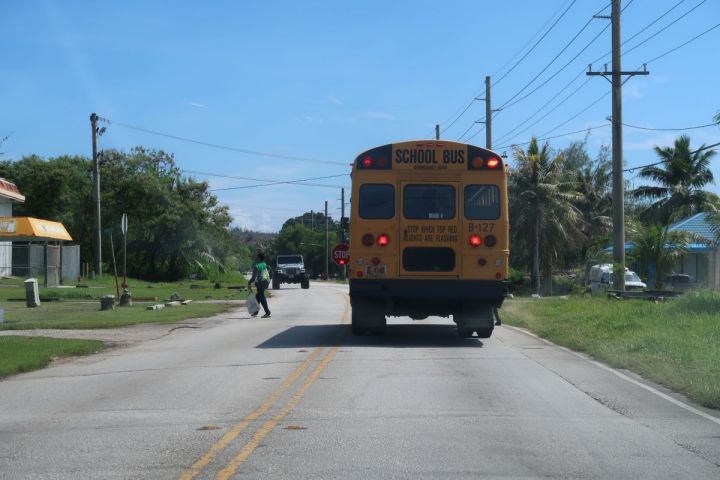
0, 336, 103, 378
0, 276, 250, 302
502, 291, 720, 409
0, 302, 235, 330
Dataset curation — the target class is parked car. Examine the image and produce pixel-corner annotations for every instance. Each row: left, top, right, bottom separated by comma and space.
664, 274, 694, 291
588, 264, 646, 294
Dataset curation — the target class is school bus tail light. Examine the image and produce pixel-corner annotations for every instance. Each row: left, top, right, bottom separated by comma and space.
362, 233, 375, 246
355, 145, 392, 170
376, 234, 389, 246
484, 234, 497, 247
469, 234, 482, 247
486, 158, 501, 169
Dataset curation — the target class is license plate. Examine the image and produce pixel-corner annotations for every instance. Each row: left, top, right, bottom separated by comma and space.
365, 265, 387, 276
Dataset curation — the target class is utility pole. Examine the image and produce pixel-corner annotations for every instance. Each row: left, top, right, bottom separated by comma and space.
311, 210, 314, 231
435, 124, 440, 140
475, 76, 499, 149
324, 201, 329, 280
485, 76, 492, 149
90, 113, 102, 276
341, 188, 346, 280
587, 0, 649, 291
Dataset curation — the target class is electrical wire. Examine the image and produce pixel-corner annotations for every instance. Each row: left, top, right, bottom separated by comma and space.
493, 0, 579, 88
433, 0, 599, 139
210, 174, 350, 192
623, 121, 720, 132
186, 170, 348, 189
623, 141, 720, 173
496, 123, 611, 151
622, 0, 707, 59
494, 1, 713, 149
643, 22, 720, 65
100, 118, 347, 166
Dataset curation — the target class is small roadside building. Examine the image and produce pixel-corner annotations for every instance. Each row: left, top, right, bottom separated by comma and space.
0, 217, 76, 286
667, 212, 719, 289
0, 178, 26, 276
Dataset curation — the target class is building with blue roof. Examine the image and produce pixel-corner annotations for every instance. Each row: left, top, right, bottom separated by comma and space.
666, 212, 719, 289
605, 212, 719, 289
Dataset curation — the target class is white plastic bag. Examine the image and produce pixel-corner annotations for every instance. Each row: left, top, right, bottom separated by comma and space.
246, 293, 260, 315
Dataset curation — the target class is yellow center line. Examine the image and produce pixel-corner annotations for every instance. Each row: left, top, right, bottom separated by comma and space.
215, 293, 349, 480
178, 346, 324, 480
215, 346, 340, 480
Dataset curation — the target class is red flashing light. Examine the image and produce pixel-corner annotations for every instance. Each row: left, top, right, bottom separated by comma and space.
495, 272, 502, 279
357, 271, 364, 277
362, 156, 373, 168
362, 233, 375, 246
377, 156, 387, 167
486, 158, 500, 169
471, 157, 484, 169
337, 258, 347, 266
484, 235, 497, 247
376, 234, 389, 246
469, 234, 482, 247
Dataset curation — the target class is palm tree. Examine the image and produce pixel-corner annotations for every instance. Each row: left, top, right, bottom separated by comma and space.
510, 138, 584, 294
575, 153, 612, 251
632, 135, 718, 224
628, 223, 700, 289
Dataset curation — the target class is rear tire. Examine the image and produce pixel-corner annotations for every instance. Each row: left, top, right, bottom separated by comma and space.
475, 327, 494, 338
351, 298, 386, 336
301, 278, 310, 289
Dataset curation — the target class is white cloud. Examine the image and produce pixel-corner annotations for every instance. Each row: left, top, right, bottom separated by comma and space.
624, 84, 642, 100
365, 111, 396, 120
188, 101, 206, 108
300, 115, 323, 124
328, 94, 342, 105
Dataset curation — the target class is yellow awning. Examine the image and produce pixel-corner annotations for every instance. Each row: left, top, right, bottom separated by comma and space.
0, 217, 72, 241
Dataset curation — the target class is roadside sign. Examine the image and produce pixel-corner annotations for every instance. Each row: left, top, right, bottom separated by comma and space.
121, 213, 128, 236
331, 243, 350, 266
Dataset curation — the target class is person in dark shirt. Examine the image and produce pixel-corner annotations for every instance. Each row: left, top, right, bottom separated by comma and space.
248, 252, 271, 318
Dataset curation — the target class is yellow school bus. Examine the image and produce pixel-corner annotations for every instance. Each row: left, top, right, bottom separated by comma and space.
348, 140, 509, 337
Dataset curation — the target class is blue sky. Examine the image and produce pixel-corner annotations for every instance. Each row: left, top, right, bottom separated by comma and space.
2, 0, 719, 231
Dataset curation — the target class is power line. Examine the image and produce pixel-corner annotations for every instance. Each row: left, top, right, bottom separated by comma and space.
643, 21, 720, 65
496, 10, 602, 112
100, 117, 347, 166
210, 174, 350, 192
623, 121, 720, 132
622, 0, 707, 58
491, 0, 578, 79
623, 141, 720, 173
497, 123, 611, 151
494, 73, 593, 145
186, 170, 348, 189
495, 2, 713, 149
493, 0, 579, 88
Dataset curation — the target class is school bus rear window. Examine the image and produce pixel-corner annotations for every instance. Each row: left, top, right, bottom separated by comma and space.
359, 184, 395, 219
403, 184, 455, 220
464, 185, 500, 220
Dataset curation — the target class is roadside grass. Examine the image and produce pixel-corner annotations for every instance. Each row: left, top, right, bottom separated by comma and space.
0, 336, 103, 378
502, 291, 720, 409
0, 301, 235, 330
0, 275, 250, 303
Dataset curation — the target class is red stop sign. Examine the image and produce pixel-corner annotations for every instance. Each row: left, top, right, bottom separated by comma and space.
331, 243, 350, 266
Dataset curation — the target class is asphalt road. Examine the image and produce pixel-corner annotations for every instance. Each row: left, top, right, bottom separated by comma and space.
1, 283, 719, 479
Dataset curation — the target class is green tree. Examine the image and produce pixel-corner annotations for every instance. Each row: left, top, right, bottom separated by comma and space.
273, 221, 339, 278
628, 223, 698, 288
632, 135, 718, 224
509, 138, 584, 294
